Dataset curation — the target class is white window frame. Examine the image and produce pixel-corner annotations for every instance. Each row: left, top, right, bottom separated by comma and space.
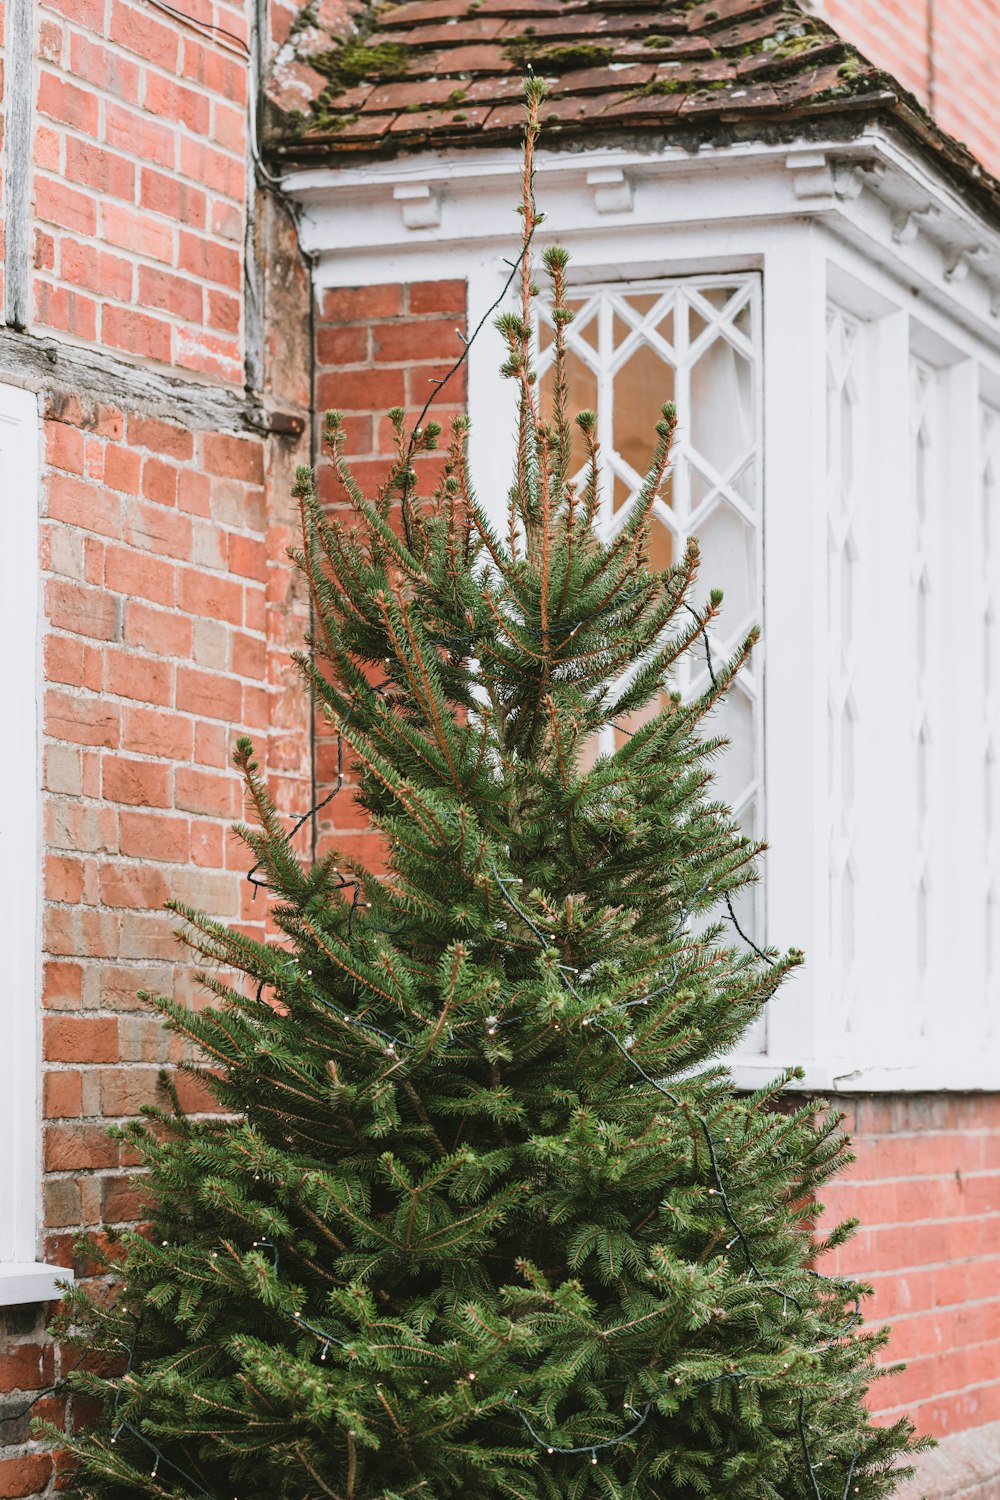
287, 124, 1000, 1089
0, 382, 65, 1305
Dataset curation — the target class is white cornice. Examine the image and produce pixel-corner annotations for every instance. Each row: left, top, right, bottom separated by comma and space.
282, 125, 1000, 346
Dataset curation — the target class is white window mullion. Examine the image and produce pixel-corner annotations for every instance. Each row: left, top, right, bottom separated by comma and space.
982, 405, 1000, 1036
859, 309, 913, 1076
753, 230, 828, 1072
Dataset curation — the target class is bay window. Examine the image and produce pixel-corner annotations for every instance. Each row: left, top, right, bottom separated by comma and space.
290, 124, 1000, 1090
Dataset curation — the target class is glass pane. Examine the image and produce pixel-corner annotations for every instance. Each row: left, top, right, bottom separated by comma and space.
539, 349, 598, 481
613, 311, 634, 349
709, 686, 755, 813
567, 299, 598, 350
696, 503, 756, 628
702, 285, 737, 311
647, 515, 674, 573
613, 343, 676, 483
690, 338, 753, 476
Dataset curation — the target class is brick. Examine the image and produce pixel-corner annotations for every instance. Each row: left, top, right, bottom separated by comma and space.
102, 1174, 148, 1222
119, 810, 189, 862
34, 175, 97, 236
44, 1124, 119, 1172
61, 238, 134, 304
98, 1067, 162, 1116
34, 222, 57, 266
47, 580, 120, 642
409, 279, 467, 315
35, 281, 98, 341
103, 305, 172, 364
101, 201, 174, 264
46, 853, 86, 904
104, 445, 143, 496
99, 863, 171, 909
177, 567, 242, 624
175, 766, 240, 817
126, 501, 192, 560
37, 71, 98, 134
144, 72, 211, 134
322, 284, 403, 320
70, 32, 141, 100
109, 0, 180, 69
0, 1342, 55, 1395
102, 755, 172, 808
175, 326, 242, 383
176, 664, 242, 721
182, 34, 247, 102
44, 1071, 83, 1119
46, 690, 119, 747
373, 317, 463, 364
0, 1453, 54, 1497
105, 648, 173, 705
106, 102, 176, 170
228, 533, 267, 581
122, 705, 193, 760
140, 168, 207, 229
317, 324, 370, 365
105, 545, 175, 606
206, 288, 241, 334
46, 422, 85, 476
65, 138, 135, 202
129, 416, 195, 462
124, 599, 192, 657
316, 367, 406, 411
142, 455, 181, 507
44, 1016, 118, 1064
178, 138, 245, 203
177, 230, 241, 290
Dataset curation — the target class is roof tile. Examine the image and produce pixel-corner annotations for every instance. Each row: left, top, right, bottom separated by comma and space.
274, 0, 1000, 232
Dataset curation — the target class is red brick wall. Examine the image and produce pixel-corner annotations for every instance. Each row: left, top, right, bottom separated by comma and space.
311, 278, 468, 868
822, 1095, 1000, 1438
0, 0, 315, 1483
824, 0, 1000, 181
28, 0, 250, 380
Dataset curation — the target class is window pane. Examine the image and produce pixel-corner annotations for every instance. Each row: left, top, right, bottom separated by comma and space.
537, 274, 765, 1014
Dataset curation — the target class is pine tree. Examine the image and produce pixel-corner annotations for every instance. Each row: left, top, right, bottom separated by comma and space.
52, 83, 922, 1500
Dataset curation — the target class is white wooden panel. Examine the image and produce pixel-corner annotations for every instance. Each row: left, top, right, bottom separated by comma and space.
0, 381, 54, 1298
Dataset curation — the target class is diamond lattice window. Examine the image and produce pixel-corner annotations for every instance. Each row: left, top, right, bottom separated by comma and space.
537, 274, 764, 943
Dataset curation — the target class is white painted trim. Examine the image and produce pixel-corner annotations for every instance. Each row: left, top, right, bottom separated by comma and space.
0, 1263, 69, 1307
0, 381, 68, 1305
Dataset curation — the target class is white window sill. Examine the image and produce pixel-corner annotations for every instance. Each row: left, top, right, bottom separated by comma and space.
730, 1059, 1000, 1094
0, 1263, 72, 1307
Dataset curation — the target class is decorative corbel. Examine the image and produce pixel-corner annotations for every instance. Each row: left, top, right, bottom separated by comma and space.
785, 150, 834, 200
586, 168, 633, 215
891, 203, 942, 245
945, 243, 989, 284
393, 183, 441, 230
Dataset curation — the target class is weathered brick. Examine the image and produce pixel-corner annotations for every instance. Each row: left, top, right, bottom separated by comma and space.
102, 755, 172, 808
44, 1016, 118, 1064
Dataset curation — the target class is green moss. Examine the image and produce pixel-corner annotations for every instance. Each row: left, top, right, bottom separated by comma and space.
642, 34, 674, 48
312, 38, 411, 92
502, 37, 613, 72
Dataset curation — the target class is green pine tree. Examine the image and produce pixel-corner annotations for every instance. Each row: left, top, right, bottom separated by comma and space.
51, 82, 922, 1500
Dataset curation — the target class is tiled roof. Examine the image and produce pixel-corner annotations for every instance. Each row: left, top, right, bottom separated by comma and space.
269, 0, 1000, 224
